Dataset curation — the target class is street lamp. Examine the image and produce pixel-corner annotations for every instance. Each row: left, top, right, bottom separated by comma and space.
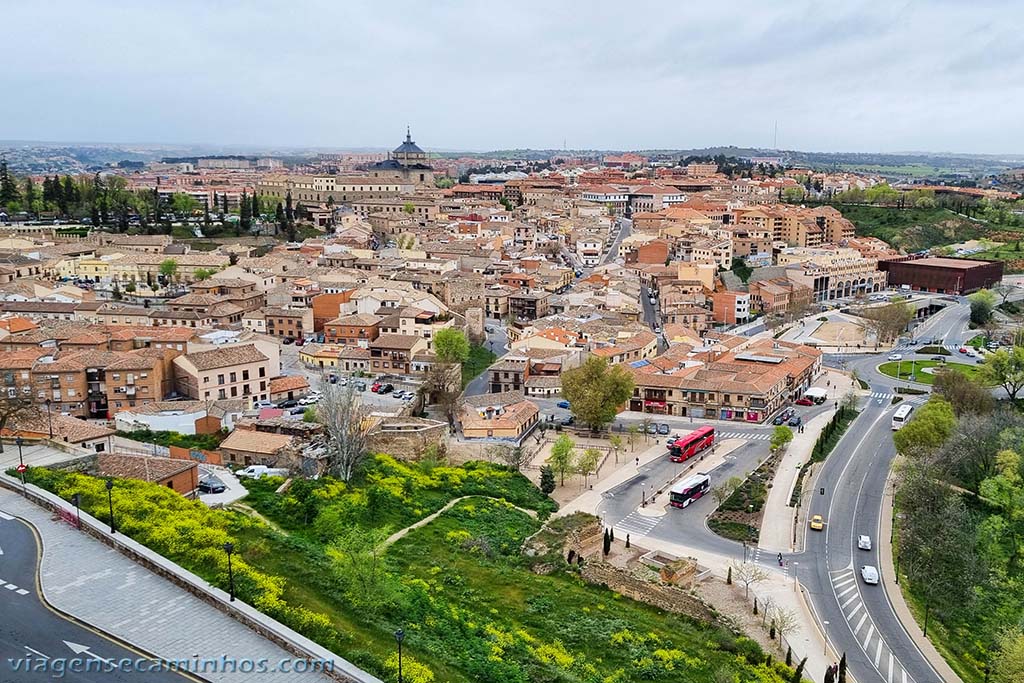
394, 628, 405, 683
16, 436, 25, 492
223, 542, 236, 602
70, 493, 81, 529
105, 478, 116, 534
45, 399, 53, 439
822, 621, 830, 656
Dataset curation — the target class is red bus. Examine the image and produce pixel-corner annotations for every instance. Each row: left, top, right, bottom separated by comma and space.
668, 426, 715, 462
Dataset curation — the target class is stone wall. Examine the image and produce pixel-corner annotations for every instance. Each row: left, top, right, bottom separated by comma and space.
581, 561, 716, 622
464, 307, 485, 344
369, 419, 447, 460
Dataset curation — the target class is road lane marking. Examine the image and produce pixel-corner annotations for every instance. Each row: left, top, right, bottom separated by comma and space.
0, 511, 13, 520
4, 584, 17, 590
837, 584, 857, 598
887, 650, 894, 683
841, 594, 860, 610
875, 638, 884, 666
24, 646, 49, 660
15, 588, 28, 595
902, 666, 907, 683
834, 576, 856, 588
853, 612, 868, 635
863, 623, 875, 648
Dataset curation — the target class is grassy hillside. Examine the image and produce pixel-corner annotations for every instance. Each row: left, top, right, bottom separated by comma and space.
839, 205, 990, 252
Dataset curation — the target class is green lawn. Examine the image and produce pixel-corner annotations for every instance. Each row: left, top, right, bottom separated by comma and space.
876, 360, 983, 386
462, 344, 497, 388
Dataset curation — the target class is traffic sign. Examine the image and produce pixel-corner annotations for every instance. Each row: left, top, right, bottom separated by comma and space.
16, 464, 26, 473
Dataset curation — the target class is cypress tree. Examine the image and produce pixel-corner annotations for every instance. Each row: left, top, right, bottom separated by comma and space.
23, 177, 35, 213
727, 566, 732, 585
0, 158, 21, 206
837, 653, 847, 683
791, 657, 806, 683
785, 645, 792, 667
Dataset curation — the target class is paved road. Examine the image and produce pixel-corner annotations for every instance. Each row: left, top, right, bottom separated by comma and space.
463, 319, 510, 398
602, 217, 632, 265
0, 512, 194, 682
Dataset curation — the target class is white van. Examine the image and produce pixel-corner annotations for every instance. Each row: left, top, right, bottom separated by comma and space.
236, 465, 289, 479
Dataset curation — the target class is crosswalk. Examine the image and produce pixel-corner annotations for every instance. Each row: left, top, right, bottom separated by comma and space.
613, 510, 661, 538
830, 568, 914, 683
719, 431, 771, 441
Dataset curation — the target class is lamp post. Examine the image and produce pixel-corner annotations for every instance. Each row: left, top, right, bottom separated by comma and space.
70, 493, 81, 529
105, 478, 115, 534
394, 628, 405, 683
223, 542, 236, 602
16, 436, 25, 492
45, 399, 53, 439
822, 621, 830, 656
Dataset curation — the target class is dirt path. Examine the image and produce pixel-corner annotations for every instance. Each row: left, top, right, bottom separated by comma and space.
382, 495, 538, 547
229, 502, 287, 534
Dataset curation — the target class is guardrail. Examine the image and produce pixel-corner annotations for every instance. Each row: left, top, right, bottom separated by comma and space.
0, 473, 383, 683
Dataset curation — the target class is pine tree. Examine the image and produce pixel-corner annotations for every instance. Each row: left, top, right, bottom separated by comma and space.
602, 528, 611, 555
837, 653, 847, 683
250, 192, 259, 218
0, 158, 21, 207
726, 566, 732, 585
221, 193, 228, 214
753, 598, 758, 615
539, 465, 555, 494
285, 190, 293, 220
240, 192, 251, 231
23, 177, 36, 214
769, 620, 776, 640
785, 645, 792, 667
791, 657, 806, 683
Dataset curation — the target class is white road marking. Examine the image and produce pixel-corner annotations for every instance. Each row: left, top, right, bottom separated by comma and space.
4, 584, 17, 590
24, 646, 49, 660
842, 595, 861, 611
863, 623, 875, 648
837, 584, 858, 598
875, 637, 884, 666
853, 612, 868, 635
0, 511, 13, 520
15, 588, 28, 595
834, 576, 856, 589
888, 653, 894, 683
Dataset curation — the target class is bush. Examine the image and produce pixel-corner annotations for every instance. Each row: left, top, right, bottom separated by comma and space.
115, 428, 226, 452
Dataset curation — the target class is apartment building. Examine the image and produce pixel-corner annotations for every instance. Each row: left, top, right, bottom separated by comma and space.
508, 291, 551, 321
368, 334, 428, 375
778, 247, 886, 301
173, 344, 271, 403
244, 307, 314, 340
747, 278, 814, 315
711, 291, 751, 325
323, 313, 382, 347
576, 239, 603, 267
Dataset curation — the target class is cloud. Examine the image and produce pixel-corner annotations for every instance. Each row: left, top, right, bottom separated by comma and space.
1, 0, 1020, 153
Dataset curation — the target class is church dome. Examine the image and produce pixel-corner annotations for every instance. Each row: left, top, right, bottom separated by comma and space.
393, 128, 425, 155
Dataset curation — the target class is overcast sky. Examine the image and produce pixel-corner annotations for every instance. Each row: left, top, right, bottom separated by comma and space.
3, 1, 1021, 154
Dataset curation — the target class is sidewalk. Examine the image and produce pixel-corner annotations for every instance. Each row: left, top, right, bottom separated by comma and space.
880, 463, 963, 683
0, 481, 377, 683
760, 368, 852, 552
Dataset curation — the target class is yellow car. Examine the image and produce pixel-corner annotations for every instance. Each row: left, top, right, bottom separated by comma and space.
809, 514, 825, 531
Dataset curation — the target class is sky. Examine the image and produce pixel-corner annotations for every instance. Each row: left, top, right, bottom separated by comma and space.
2, 1, 1022, 154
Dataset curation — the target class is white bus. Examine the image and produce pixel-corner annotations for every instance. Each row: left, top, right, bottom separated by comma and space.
669, 473, 711, 508
891, 403, 914, 431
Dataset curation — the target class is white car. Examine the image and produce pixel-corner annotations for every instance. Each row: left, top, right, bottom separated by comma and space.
860, 565, 880, 585
858, 535, 872, 551
888, 354, 903, 361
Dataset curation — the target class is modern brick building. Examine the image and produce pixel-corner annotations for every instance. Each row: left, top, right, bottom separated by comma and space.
878, 256, 1003, 295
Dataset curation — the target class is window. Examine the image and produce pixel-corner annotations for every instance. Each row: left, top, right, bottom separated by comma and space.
229, 372, 237, 383
203, 376, 210, 383
259, 381, 266, 391
218, 389, 226, 399
217, 374, 225, 385
230, 386, 237, 397
258, 367, 266, 378
242, 369, 250, 381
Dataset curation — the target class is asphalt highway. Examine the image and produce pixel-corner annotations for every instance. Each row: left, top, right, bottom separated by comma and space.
0, 510, 194, 682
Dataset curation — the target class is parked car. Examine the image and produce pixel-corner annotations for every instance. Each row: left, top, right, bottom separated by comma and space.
294, 338, 305, 346
379, 384, 394, 394
888, 353, 902, 361
931, 356, 945, 362
198, 476, 226, 494
809, 515, 825, 531
556, 400, 570, 409
860, 565, 880, 585
236, 465, 289, 479
371, 382, 382, 393
289, 406, 307, 415
858, 535, 872, 550
773, 414, 786, 425
657, 423, 670, 435
279, 399, 299, 408
666, 435, 679, 445
282, 337, 295, 345
788, 415, 802, 427
354, 381, 367, 391
327, 374, 339, 384
795, 397, 814, 406
560, 415, 575, 426
253, 400, 275, 409
646, 423, 658, 434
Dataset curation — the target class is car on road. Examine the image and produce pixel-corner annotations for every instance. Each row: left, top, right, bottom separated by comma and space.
809, 514, 825, 531
279, 399, 299, 408
253, 400, 275, 409
888, 353, 903, 361
560, 415, 575, 426
795, 397, 814, 406
198, 476, 226, 494
860, 565, 880, 585
646, 423, 658, 434
666, 434, 679, 445
931, 356, 946, 362
788, 415, 802, 427
294, 338, 305, 346
556, 400, 570, 409
958, 346, 968, 354
657, 423, 670, 435
858, 535, 872, 550
379, 383, 394, 394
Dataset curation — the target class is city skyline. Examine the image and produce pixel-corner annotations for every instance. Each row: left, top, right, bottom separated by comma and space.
3, 1, 1022, 154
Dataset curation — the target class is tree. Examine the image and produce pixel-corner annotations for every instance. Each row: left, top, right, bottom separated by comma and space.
858, 300, 914, 344
433, 328, 470, 364
193, 268, 216, 281
326, 525, 397, 613
981, 346, 1024, 401
837, 653, 847, 683
609, 434, 623, 462
730, 560, 768, 598
285, 190, 294, 221
250, 193, 260, 218
790, 657, 806, 683
487, 444, 530, 471
933, 368, 994, 416
548, 434, 575, 486
240, 192, 252, 231
711, 476, 742, 507
170, 192, 199, 217
23, 177, 36, 214
561, 357, 634, 432
979, 449, 1024, 570
158, 259, 178, 281
781, 186, 806, 203
403, 201, 415, 214
575, 447, 601, 487
969, 289, 996, 326
892, 397, 956, 456
992, 627, 1024, 683
602, 528, 611, 555
626, 424, 639, 451
317, 383, 369, 481
0, 158, 20, 207
539, 465, 556, 494
770, 425, 794, 452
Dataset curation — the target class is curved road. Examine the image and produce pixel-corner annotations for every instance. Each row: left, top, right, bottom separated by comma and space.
0, 512, 195, 682
601, 300, 973, 683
